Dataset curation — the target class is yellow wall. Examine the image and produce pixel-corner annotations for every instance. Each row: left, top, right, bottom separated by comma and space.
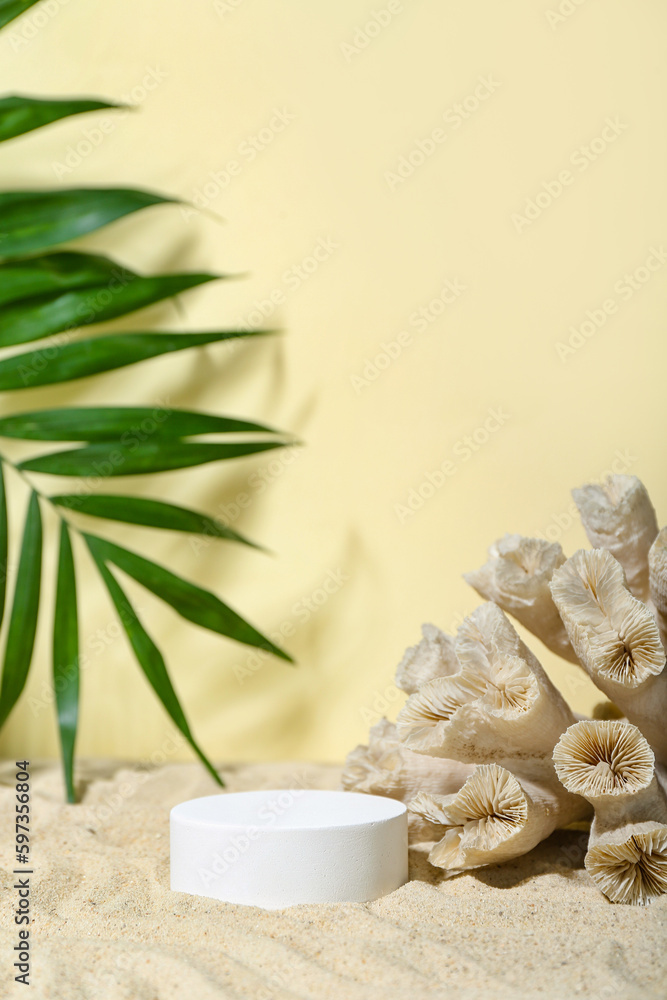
1, 0, 666, 766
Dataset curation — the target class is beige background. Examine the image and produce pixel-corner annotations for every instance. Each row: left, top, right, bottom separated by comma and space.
0, 0, 666, 766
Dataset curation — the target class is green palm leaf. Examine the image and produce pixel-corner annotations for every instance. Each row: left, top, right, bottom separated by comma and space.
84, 533, 292, 662
0, 406, 278, 440
91, 554, 223, 786
0, 270, 223, 349
0, 252, 126, 307
0, 269, 221, 347
0, 188, 175, 259
0, 96, 123, 143
0, 329, 271, 391
0, 492, 42, 730
0, 0, 41, 29
51, 494, 262, 549
53, 522, 79, 803
19, 440, 286, 477
0, 9, 296, 798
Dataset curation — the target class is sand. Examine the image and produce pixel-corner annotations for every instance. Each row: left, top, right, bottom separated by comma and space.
1, 758, 665, 1000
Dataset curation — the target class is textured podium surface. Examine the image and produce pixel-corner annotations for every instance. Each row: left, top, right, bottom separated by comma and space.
170, 789, 408, 907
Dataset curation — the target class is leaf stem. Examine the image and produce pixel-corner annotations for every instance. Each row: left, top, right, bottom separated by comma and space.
0, 448, 77, 529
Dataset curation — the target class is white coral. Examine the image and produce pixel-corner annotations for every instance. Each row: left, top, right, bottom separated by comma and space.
345, 474, 667, 904
465, 534, 576, 662
551, 549, 667, 763
341, 717, 473, 841
395, 623, 460, 695
554, 721, 667, 904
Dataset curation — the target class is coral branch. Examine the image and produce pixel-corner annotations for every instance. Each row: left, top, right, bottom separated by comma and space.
465, 535, 577, 662
572, 475, 658, 602
410, 762, 587, 875
554, 720, 667, 904
395, 623, 460, 695
341, 718, 473, 839
397, 604, 576, 766
648, 527, 667, 651
551, 549, 667, 764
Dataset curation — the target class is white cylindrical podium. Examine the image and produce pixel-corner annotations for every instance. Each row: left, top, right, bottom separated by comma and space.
170, 789, 408, 909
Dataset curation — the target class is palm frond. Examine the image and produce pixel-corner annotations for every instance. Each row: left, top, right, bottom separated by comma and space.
0, 24, 295, 799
